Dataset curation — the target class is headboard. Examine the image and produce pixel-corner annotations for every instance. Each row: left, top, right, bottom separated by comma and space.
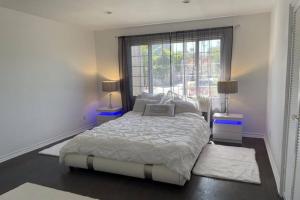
197, 96, 212, 125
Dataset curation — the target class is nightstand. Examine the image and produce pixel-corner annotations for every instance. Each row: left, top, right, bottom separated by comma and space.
212, 113, 243, 144
96, 107, 123, 126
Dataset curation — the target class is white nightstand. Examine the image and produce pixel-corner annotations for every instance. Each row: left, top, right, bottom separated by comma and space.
212, 113, 243, 144
96, 107, 123, 126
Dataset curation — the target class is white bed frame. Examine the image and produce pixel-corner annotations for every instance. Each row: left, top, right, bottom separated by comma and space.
64, 96, 211, 186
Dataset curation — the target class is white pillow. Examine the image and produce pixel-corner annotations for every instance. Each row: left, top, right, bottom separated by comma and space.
133, 99, 160, 112
170, 100, 201, 115
165, 91, 199, 108
136, 92, 164, 101
186, 97, 201, 112
143, 104, 175, 117
159, 94, 172, 104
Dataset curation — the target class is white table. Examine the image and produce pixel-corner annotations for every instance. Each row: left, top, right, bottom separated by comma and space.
96, 107, 122, 126
212, 113, 243, 144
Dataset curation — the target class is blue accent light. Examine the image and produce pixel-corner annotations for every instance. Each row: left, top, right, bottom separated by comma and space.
98, 110, 123, 117
214, 119, 242, 126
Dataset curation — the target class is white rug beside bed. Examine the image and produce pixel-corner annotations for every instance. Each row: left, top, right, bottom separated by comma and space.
192, 143, 261, 184
39, 140, 70, 157
0, 183, 97, 200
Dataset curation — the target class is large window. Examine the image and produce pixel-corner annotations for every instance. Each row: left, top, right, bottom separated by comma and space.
131, 45, 149, 95
131, 39, 222, 98
118, 27, 233, 112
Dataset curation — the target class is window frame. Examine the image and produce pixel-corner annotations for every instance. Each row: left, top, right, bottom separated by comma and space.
130, 37, 223, 97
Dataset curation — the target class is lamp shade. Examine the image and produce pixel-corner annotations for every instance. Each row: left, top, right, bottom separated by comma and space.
217, 80, 238, 94
102, 80, 119, 92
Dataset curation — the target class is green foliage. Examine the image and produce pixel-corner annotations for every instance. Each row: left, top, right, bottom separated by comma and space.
137, 41, 221, 86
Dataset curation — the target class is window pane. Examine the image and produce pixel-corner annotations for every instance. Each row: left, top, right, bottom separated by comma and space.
171, 42, 184, 96
185, 42, 196, 97
130, 39, 222, 98
132, 56, 148, 67
198, 39, 221, 97
132, 66, 148, 77
152, 43, 171, 94
210, 39, 221, 49
131, 45, 148, 56
170, 41, 197, 97
172, 42, 183, 54
132, 76, 148, 86
131, 45, 149, 96
132, 86, 149, 96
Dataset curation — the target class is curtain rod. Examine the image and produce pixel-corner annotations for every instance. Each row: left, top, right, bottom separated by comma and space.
115, 25, 240, 38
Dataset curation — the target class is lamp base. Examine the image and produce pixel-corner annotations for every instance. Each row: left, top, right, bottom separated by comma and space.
108, 93, 113, 109
225, 94, 229, 115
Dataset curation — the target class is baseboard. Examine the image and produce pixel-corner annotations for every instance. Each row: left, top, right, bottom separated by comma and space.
264, 136, 281, 193
242, 132, 264, 138
0, 122, 95, 163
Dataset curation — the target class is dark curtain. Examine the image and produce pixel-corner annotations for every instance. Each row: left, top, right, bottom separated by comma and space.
118, 27, 233, 113
118, 37, 134, 112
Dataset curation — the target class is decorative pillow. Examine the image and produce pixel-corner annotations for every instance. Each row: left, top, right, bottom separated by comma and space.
166, 91, 190, 101
159, 94, 172, 104
132, 99, 159, 112
165, 91, 200, 111
170, 100, 201, 115
186, 97, 201, 112
143, 104, 175, 117
136, 92, 164, 101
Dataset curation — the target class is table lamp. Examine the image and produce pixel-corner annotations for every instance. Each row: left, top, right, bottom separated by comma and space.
217, 80, 238, 115
102, 80, 119, 109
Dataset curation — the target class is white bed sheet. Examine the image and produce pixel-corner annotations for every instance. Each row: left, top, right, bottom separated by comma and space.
60, 111, 210, 180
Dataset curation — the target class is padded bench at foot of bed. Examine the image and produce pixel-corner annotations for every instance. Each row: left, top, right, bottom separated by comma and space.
64, 154, 187, 186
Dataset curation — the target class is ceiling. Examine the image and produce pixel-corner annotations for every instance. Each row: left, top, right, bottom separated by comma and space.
0, 0, 274, 30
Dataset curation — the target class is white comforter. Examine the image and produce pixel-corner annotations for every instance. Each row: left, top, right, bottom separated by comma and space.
60, 111, 210, 179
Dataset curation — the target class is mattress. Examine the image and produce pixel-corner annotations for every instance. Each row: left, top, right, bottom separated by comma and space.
60, 111, 210, 183
64, 154, 187, 185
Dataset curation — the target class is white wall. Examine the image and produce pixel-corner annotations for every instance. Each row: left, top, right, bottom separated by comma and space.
266, 0, 292, 193
0, 7, 98, 162
95, 13, 271, 137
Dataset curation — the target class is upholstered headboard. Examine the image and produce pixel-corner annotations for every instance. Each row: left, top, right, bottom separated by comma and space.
197, 96, 211, 125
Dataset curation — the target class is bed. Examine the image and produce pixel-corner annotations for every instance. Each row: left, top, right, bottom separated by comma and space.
60, 97, 211, 186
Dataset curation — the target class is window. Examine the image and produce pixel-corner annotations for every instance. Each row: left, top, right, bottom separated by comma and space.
131, 39, 222, 98
118, 27, 233, 112
131, 45, 149, 96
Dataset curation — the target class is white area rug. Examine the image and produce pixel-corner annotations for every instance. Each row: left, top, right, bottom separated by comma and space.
0, 183, 97, 200
39, 140, 70, 157
192, 144, 261, 184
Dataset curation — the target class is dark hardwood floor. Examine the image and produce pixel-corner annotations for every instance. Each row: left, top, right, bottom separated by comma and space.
0, 137, 282, 200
